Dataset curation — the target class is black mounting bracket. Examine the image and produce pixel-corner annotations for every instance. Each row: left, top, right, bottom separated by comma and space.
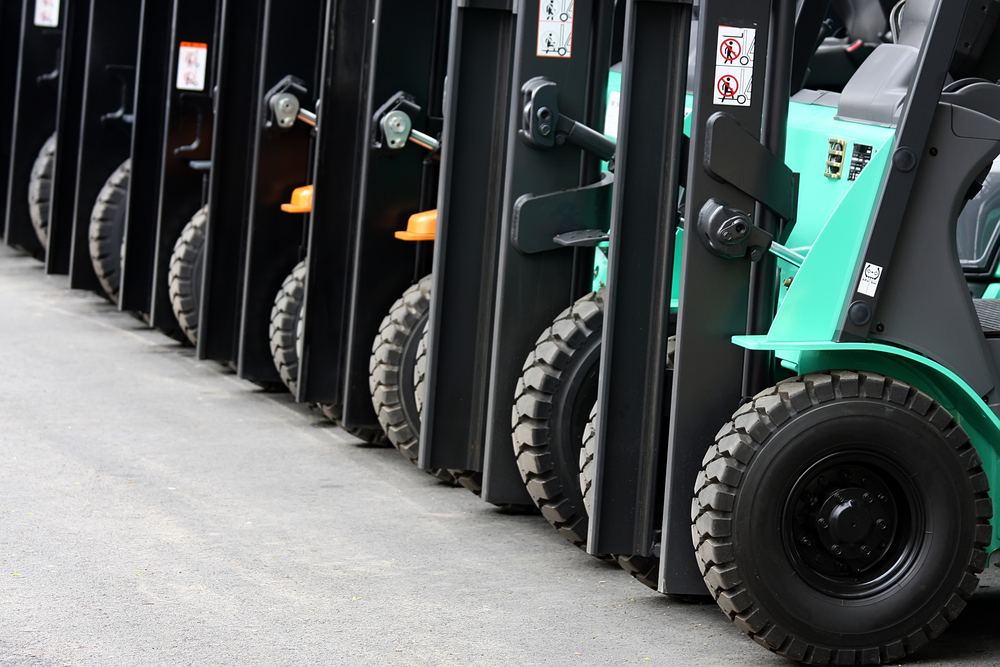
697, 198, 773, 262
704, 111, 799, 223
99, 64, 136, 129
264, 75, 312, 131
372, 91, 424, 153
511, 170, 614, 254
519, 76, 616, 162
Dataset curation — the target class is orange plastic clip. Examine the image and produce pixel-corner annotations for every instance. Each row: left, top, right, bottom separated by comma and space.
394, 209, 437, 241
281, 185, 313, 213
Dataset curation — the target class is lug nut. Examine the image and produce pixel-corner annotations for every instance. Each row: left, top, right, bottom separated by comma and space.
817, 518, 828, 529
863, 492, 873, 503
878, 494, 888, 503
876, 519, 887, 529
831, 544, 843, 555
861, 545, 872, 555
840, 470, 852, 481
800, 536, 812, 547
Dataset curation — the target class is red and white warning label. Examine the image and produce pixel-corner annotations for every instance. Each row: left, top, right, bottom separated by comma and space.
537, 0, 573, 58
33, 0, 59, 27
714, 26, 755, 107
176, 42, 208, 92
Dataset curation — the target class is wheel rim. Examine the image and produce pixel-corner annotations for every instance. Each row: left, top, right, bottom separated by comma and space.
782, 450, 925, 599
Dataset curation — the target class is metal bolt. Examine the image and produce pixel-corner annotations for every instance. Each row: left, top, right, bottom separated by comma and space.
800, 536, 812, 547
539, 123, 551, 137
863, 492, 873, 503
831, 544, 843, 555
840, 470, 853, 481
879, 541, 887, 548
783, 277, 793, 289
861, 545, 872, 556
876, 519, 887, 529
878, 494, 888, 503
836, 561, 847, 570
817, 518, 828, 529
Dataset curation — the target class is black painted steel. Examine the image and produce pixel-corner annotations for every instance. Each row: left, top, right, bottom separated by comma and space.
45, 0, 88, 274
234, 0, 323, 383
4, 0, 61, 256
0, 0, 25, 215
196, 0, 265, 363
66, 0, 142, 292
662, 0, 774, 595
587, 0, 691, 558
297, 0, 450, 434
418, 0, 517, 475
118, 0, 175, 316
481, 0, 615, 505
835, 2, 970, 342
147, 0, 218, 333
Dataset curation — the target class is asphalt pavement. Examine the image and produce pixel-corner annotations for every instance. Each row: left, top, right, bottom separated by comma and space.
2, 245, 1000, 666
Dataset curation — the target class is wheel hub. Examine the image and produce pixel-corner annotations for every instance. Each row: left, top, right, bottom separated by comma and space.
787, 460, 901, 584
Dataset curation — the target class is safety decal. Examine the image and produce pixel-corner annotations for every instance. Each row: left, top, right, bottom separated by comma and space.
857, 262, 883, 297
176, 42, 208, 92
714, 26, 755, 107
33, 0, 59, 28
538, 0, 574, 58
604, 90, 620, 138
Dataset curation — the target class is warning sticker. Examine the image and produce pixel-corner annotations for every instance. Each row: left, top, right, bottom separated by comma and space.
537, 1, 573, 58
714, 26, 755, 107
33, 0, 59, 27
176, 42, 208, 92
857, 262, 883, 297
604, 90, 620, 139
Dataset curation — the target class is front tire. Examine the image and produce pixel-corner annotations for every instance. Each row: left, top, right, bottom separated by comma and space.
512, 289, 604, 548
693, 371, 992, 664
269, 260, 308, 393
167, 205, 208, 345
88, 159, 131, 302
27, 133, 56, 249
370, 275, 454, 483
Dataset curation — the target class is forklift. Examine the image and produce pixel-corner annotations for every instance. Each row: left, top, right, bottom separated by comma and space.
580, 0, 1000, 659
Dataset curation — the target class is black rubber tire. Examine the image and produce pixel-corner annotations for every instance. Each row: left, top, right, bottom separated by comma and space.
319, 402, 391, 447
578, 401, 661, 586
370, 276, 455, 483
693, 371, 992, 664
88, 159, 131, 302
413, 328, 536, 507
269, 260, 308, 394
512, 289, 604, 547
27, 133, 56, 249
413, 322, 428, 417
167, 205, 208, 345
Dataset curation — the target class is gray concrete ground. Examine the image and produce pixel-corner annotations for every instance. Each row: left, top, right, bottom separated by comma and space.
1, 245, 999, 667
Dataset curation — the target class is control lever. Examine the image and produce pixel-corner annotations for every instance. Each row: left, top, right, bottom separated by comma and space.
372, 91, 440, 153
519, 77, 616, 162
